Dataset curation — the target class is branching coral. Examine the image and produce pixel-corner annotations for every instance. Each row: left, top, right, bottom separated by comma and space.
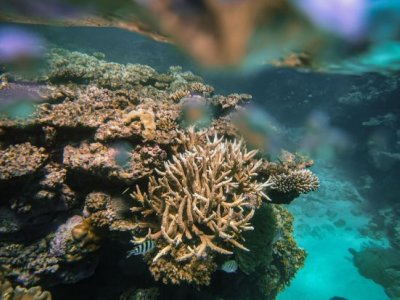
130, 129, 272, 284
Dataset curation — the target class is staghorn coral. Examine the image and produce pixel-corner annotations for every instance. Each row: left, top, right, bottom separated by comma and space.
130, 129, 272, 284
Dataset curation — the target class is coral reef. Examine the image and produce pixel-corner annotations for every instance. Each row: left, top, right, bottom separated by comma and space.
0, 48, 318, 298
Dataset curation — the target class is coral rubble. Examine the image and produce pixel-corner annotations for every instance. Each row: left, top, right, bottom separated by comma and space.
0, 49, 318, 298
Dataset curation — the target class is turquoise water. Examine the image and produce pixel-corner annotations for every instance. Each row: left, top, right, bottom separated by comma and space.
279, 162, 389, 300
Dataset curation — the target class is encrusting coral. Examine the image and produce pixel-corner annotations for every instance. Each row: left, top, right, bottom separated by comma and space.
0, 278, 51, 300
0, 143, 48, 181
123, 109, 156, 141
130, 129, 272, 284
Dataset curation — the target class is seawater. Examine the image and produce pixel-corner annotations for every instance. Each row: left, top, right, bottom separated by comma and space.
1, 23, 399, 300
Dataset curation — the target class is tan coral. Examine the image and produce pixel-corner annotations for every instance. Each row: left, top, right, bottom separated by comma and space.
168, 89, 190, 102
130, 129, 272, 284
213, 93, 252, 109
124, 109, 156, 140
270, 169, 319, 195
0, 279, 52, 300
189, 82, 214, 96
148, 243, 217, 285
84, 192, 110, 213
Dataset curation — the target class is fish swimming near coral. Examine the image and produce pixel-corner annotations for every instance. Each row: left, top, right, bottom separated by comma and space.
220, 260, 238, 273
126, 240, 155, 257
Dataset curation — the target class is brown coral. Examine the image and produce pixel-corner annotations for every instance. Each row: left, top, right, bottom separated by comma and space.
123, 109, 156, 141
188, 82, 214, 96
168, 89, 190, 102
83, 192, 136, 233
0, 143, 48, 181
63, 142, 160, 183
0, 279, 52, 300
148, 245, 217, 285
130, 130, 272, 283
212, 93, 252, 110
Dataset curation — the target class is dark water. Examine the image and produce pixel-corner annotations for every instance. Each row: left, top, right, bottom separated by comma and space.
1, 23, 399, 300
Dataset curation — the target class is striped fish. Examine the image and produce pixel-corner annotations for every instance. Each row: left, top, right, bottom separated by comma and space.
126, 240, 155, 257
220, 259, 238, 273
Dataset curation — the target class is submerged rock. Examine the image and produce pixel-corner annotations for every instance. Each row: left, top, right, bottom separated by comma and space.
350, 247, 400, 300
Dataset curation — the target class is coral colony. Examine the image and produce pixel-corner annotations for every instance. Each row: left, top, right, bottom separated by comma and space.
0, 49, 319, 299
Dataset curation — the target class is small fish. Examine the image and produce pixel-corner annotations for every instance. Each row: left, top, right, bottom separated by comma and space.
329, 297, 348, 300
220, 259, 238, 273
126, 240, 155, 257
